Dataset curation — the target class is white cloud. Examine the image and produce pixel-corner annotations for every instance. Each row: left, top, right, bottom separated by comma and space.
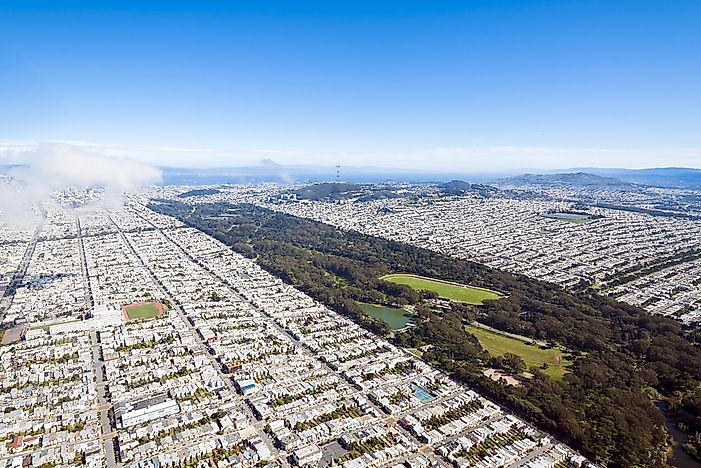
0, 142, 162, 228
13, 142, 162, 191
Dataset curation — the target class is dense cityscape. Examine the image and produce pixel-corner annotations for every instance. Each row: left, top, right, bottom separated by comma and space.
2, 179, 701, 467
1, 189, 590, 467
262, 183, 701, 326
3, 1, 701, 467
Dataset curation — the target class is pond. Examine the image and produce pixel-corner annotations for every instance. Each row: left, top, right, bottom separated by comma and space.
358, 302, 414, 330
655, 401, 698, 468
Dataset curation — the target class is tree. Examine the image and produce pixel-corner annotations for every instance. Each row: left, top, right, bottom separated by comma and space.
500, 353, 526, 374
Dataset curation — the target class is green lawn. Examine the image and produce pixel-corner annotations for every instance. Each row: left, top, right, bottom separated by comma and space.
562, 217, 590, 225
381, 274, 503, 305
124, 302, 162, 320
465, 324, 571, 379
543, 213, 592, 224
407, 348, 423, 358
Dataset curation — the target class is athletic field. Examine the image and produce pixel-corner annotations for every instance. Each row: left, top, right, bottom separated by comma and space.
465, 324, 570, 379
122, 302, 164, 321
380, 274, 503, 305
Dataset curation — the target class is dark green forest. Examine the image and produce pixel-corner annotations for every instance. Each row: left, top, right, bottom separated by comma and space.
151, 201, 701, 467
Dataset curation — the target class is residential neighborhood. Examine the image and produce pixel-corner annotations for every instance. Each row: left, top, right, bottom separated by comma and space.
252, 183, 701, 326
0, 195, 593, 467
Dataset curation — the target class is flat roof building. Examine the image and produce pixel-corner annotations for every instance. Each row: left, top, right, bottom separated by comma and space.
114, 394, 180, 429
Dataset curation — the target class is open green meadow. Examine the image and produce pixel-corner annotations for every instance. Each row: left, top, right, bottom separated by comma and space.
465, 324, 570, 379
560, 217, 590, 225
124, 302, 162, 320
381, 274, 503, 305
543, 213, 592, 224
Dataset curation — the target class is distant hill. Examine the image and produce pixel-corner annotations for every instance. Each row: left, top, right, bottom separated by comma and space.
177, 188, 221, 198
579, 167, 701, 189
132, 164, 701, 189
294, 182, 364, 200
290, 182, 408, 201
439, 180, 498, 196
506, 172, 628, 186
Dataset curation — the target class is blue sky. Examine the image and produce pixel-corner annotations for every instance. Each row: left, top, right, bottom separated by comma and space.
1, 0, 699, 171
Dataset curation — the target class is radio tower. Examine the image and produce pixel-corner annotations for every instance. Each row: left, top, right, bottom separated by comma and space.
336, 162, 341, 182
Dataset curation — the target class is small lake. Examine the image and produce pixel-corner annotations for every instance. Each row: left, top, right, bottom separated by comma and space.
656, 401, 698, 468
358, 302, 414, 330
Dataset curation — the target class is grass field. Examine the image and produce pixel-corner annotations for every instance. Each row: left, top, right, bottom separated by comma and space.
123, 302, 163, 320
561, 217, 590, 225
465, 324, 571, 379
407, 348, 423, 358
543, 213, 592, 225
381, 274, 503, 305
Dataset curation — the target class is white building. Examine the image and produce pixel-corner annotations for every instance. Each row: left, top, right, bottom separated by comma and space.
115, 394, 180, 429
